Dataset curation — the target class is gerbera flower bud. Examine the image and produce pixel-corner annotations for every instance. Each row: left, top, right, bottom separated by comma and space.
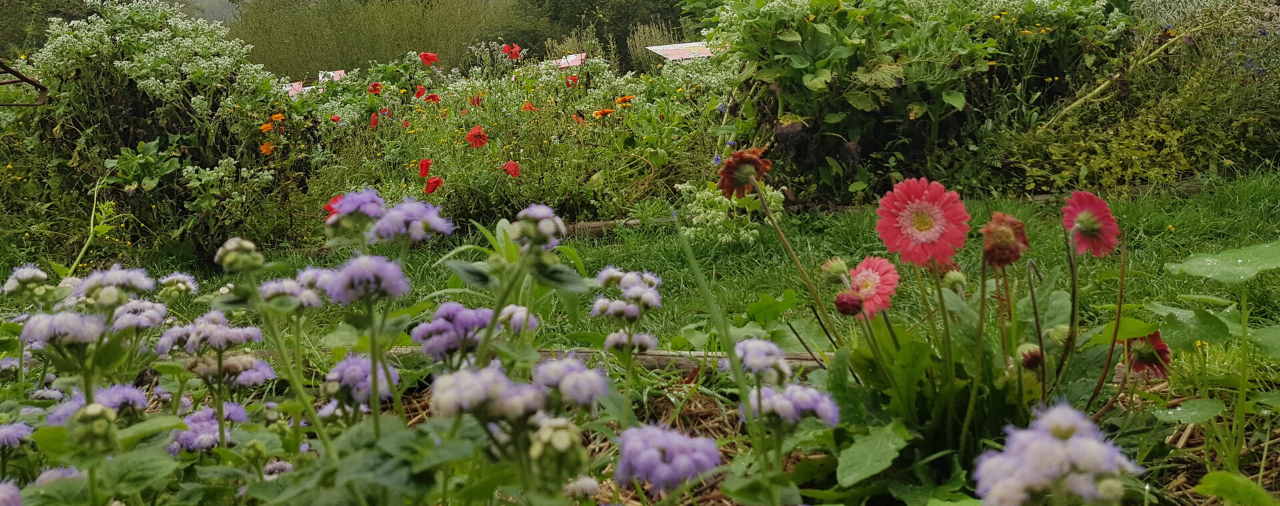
1019, 343, 1043, 370
716, 148, 773, 199
981, 212, 1029, 268
1126, 331, 1171, 378
820, 258, 849, 284
943, 270, 967, 290
214, 238, 264, 273
834, 291, 863, 316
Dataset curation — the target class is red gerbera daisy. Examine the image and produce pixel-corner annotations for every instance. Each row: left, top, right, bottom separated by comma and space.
419, 52, 439, 66
369, 112, 379, 129
502, 160, 520, 178
565, 75, 579, 88
368, 82, 382, 95
981, 212, 1029, 268
415, 85, 426, 99
324, 194, 344, 220
424, 177, 443, 194
330, 115, 341, 123
716, 148, 773, 199
875, 178, 971, 267
465, 125, 489, 148
1062, 191, 1120, 258
847, 256, 899, 319
424, 93, 441, 103
469, 95, 484, 107
1126, 331, 1171, 378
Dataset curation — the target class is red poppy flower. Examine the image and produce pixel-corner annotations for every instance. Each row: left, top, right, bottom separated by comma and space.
330, 115, 341, 123
424, 93, 441, 103
469, 95, 483, 107
1062, 191, 1120, 258
324, 194, 344, 220
419, 52, 439, 66
369, 112, 379, 129
368, 82, 382, 95
465, 125, 489, 148
424, 177, 443, 194
502, 160, 521, 178
501, 43, 522, 60
418, 159, 433, 178
565, 75, 579, 88
520, 101, 538, 112
379, 107, 392, 117
415, 85, 426, 99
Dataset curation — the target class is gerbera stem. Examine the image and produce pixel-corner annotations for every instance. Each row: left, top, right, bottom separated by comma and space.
751, 177, 841, 349
1086, 246, 1128, 411
1026, 261, 1048, 405
959, 262, 990, 458
930, 275, 958, 444
1051, 227, 1081, 395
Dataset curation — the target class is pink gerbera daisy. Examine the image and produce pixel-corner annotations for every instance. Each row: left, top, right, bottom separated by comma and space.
875, 178, 971, 267
847, 256, 899, 319
1062, 192, 1120, 257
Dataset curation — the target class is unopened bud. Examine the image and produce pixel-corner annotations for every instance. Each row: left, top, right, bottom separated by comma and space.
820, 258, 849, 285
215, 238, 265, 273
1018, 343, 1043, 370
834, 291, 863, 316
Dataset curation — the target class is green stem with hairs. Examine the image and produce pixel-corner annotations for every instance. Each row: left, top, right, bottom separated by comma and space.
264, 313, 336, 461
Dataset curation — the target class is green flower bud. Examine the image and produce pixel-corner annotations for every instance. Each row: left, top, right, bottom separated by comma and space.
215, 237, 265, 273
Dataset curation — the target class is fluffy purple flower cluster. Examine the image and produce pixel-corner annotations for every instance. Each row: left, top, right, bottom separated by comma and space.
326, 189, 386, 226
76, 264, 155, 297
3, 264, 48, 294
157, 311, 262, 355
411, 302, 493, 360
429, 364, 539, 419
21, 312, 105, 348
111, 300, 168, 331
0, 422, 32, 448
0, 481, 18, 506
742, 385, 839, 427
323, 256, 411, 305
46, 393, 85, 426
512, 204, 567, 247
974, 405, 1141, 506
370, 199, 454, 242
590, 267, 662, 323
604, 331, 658, 353
158, 272, 199, 294
532, 357, 608, 406
96, 384, 148, 412
35, 467, 81, 485
263, 460, 294, 480
0, 358, 17, 371
30, 388, 63, 401
615, 425, 720, 492
258, 279, 324, 308
235, 360, 276, 387
326, 355, 399, 403
733, 339, 791, 380
170, 406, 232, 454
497, 305, 538, 333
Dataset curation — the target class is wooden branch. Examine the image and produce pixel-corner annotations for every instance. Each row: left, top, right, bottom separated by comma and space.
0, 59, 49, 107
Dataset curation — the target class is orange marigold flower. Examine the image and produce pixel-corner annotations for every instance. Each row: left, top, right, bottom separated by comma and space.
270, 113, 285, 122
716, 148, 772, 199
259, 122, 274, 133
592, 108, 615, 119
521, 101, 538, 112
465, 125, 489, 148
615, 95, 635, 104
259, 142, 275, 156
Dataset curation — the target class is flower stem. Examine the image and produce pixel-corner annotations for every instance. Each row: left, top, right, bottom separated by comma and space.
959, 263, 990, 458
366, 301, 383, 438
1026, 261, 1048, 405
931, 275, 957, 445
215, 350, 227, 447
1051, 227, 1081, 394
474, 253, 534, 365
1086, 247, 1128, 411
264, 314, 336, 462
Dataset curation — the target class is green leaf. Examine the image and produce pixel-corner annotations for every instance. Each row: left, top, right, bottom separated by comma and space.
102, 450, 179, 495
746, 290, 798, 324
778, 30, 802, 42
1085, 317, 1156, 346
322, 323, 361, 348
845, 91, 879, 111
116, 415, 183, 450
802, 69, 833, 91
532, 263, 587, 293
941, 90, 966, 111
837, 422, 909, 487
1193, 471, 1280, 505
1154, 399, 1226, 424
445, 260, 494, 288
1166, 240, 1280, 284
1253, 391, 1280, 409
32, 426, 72, 457
1249, 326, 1280, 359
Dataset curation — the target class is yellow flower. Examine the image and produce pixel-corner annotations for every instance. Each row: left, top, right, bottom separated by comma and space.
1166, 224, 1176, 232
1020, 29, 1034, 35
271, 113, 285, 122
993, 15, 1001, 20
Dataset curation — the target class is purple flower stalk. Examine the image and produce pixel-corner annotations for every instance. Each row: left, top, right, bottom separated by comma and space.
0, 423, 33, 448
21, 312, 106, 348
370, 198, 454, 242
742, 385, 839, 427
975, 404, 1141, 506
326, 355, 399, 402
326, 189, 386, 226
615, 425, 720, 492
323, 256, 411, 305
111, 300, 168, 331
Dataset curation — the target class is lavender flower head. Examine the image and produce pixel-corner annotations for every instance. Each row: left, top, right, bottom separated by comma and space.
498, 304, 538, 333
589, 297, 641, 321
595, 266, 625, 286
264, 460, 294, 480
170, 408, 225, 454
412, 302, 493, 360
236, 360, 276, 387
326, 355, 400, 402
111, 300, 167, 331
258, 279, 323, 308
742, 385, 839, 427
533, 357, 587, 388
0, 423, 33, 448
46, 393, 85, 426
489, 383, 547, 420
0, 358, 16, 371
326, 189, 386, 226
76, 264, 154, 300
31, 388, 64, 401
3, 263, 48, 294
296, 268, 335, 290
370, 198, 454, 242
429, 364, 512, 417
512, 204, 567, 246
96, 384, 148, 412
558, 368, 609, 406
323, 256, 411, 305
0, 481, 18, 506
35, 467, 82, 485
179, 312, 262, 353
615, 425, 720, 492
158, 272, 199, 295
974, 404, 1140, 506
21, 312, 105, 348
733, 339, 791, 380
604, 331, 658, 353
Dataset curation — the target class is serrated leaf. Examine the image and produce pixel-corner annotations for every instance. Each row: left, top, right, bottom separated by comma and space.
853, 62, 903, 88
837, 422, 909, 487
1166, 240, 1280, 284
1154, 399, 1225, 424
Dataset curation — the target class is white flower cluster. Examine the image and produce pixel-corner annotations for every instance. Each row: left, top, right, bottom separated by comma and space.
675, 181, 784, 246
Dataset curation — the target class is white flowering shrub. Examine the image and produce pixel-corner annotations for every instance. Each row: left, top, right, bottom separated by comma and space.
675, 181, 783, 245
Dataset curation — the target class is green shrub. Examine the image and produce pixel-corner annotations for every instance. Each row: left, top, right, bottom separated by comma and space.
626, 20, 682, 74
520, 0, 682, 70
543, 23, 620, 68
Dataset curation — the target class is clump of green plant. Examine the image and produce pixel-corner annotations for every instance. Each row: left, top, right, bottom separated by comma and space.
626, 20, 682, 73
675, 181, 782, 245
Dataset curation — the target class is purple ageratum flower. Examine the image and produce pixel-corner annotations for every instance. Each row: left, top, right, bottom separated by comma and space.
95, 384, 147, 412
326, 355, 400, 402
35, 467, 81, 485
156, 325, 192, 355
46, 393, 85, 426
326, 188, 386, 226
31, 388, 64, 401
258, 279, 323, 308
489, 383, 546, 420
76, 264, 155, 297
111, 300, 167, 331
513, 204, 567, 246
734, 339, 791, 378
171, 409, 223, 454
296, 267, 335, 290
264, 460, 293, 480
430, 364, 512, 417
533, 357, 587, 388
558, 369, 608, 406
411, 302, 493, 360
741, 385, 838, 427
370, 198, 454, 242
323, 256, 411, 305
621, 285, 661, 309
604, 331, 658, 353
3, 263, 48, 294
498, 305, 538, 333
0, 423, 33, 448
974, 404, 1140, 505
615, 425, 720, 492
223, 402, 249, 423
0, 481, 18, 506
21, 312, 106, 347
158, 272, 198, 294
236, 360, 276, 386
0, 358, 16, 371
595, 266, 625, 286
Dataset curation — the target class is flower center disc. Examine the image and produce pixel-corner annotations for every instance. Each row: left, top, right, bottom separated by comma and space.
899, 201, 945, 243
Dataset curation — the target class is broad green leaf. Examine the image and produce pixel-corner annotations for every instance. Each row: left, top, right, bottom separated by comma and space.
1253, 391, 1280, 409
1085, 317, 1156, 346
102, 450, 179, 495
445, 260, 494, 288
837, 422, 909, 487
1249, 326, 1280, 359
803, 69, 833, 91
116, 415, 183, 450
1153, 399, 1226, 424
941, 90, 966, 111
1193, 471, 1280, 505
531, 262, 587, 293
32, 426, 72, 457
778, 30, 802, 42
1176, 294, 1236, 307
1166, 240, 1280, 284
746, 290, 799, 324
